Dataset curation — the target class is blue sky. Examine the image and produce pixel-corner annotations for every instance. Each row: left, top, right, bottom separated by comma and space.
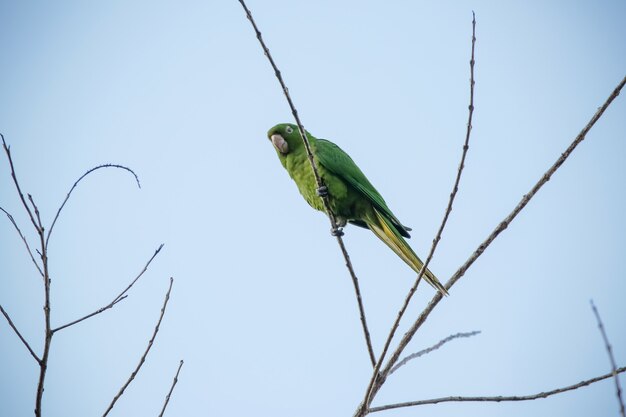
1, 1, 625, 416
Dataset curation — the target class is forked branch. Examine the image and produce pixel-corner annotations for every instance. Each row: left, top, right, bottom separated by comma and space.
365, 74, 626, 414
381, 73, 626, 383
361, 12, 477, 412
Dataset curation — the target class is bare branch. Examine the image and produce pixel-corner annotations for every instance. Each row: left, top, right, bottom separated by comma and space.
46, 163, 141, 248
102, 277, 174, 417
378, 73, 626, 396
0, 206, 44, 276
0, 304, 41, 363
360, 12, 478, 412
237, 0, 376, 367
34, 193, 52, 417
389, 331, 480, 375
337, 237, 376, 367
1, 134, 40, 232
158, 360, 184, 417
591, 300, 625, 417
369, 366, 626, 413
52, 244, 164, 333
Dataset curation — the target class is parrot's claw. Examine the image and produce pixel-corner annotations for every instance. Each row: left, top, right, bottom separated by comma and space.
316, 185, 329, 197
331, 227, 344, 237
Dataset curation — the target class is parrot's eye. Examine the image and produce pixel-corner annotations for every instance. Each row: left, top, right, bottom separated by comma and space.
285, 126, 294, 134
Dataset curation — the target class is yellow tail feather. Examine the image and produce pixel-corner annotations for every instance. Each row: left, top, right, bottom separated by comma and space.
369, 210, 448, 296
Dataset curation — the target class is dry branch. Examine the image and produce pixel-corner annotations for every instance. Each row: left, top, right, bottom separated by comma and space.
237, 0, 376, 367
2, 133, 176, 416
359, 12, 478, 413
102, 277, 174, 417
46, 163, 140, 248
360, 73, 626, 415
158, 360, 184, 417
369, 366, 626, 413
2, 133, 53, 416
2, 138, 54, 417
0, 206, 43, 276
389, 331, 480, 375
591, 300, 625, 417
1, 134, 39, 232
52, 244, 164, 333
0, 304, 40, 363
379, 73, 626, 386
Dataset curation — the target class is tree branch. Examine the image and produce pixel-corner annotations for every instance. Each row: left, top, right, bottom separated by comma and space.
3, 133, 53, 417
0, 206, 44, 277
1, 134, 40, 233
377, 73, 626, 398
15, 168, 54, 417
237, 0, 376, 367
591, 300, 625, 417
52, 244, 164, 333
45, 163, 141, 248
0, 304, 41, 363
359, 12, 477, 413
369, 366, 626, 413
102, 277, 174, 417
157, 360, 184, 417
389, 331, 480, 375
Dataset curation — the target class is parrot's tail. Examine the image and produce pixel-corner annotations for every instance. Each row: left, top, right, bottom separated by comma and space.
369, 210, 449, 296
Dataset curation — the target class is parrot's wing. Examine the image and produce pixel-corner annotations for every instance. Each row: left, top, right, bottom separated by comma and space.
315, 138, 411, 238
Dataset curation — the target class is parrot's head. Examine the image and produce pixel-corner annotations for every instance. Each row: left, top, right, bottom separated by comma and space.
267, 123, 306, 156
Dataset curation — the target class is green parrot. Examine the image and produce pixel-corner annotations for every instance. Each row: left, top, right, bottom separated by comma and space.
267, 123, 448, 296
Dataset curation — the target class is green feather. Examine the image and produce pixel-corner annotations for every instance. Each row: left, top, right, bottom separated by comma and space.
315, 138, 411, 238
267, 123, 448, 296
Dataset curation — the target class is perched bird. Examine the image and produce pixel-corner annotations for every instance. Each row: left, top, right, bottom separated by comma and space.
267, 123, 448, 295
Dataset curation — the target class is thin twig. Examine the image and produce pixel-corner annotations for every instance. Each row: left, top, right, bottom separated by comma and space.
360, 12, 478, 413
0, 304, 41, 363
52, 244, 164, 333
102, 277, 174, 417
158, 360, 184, 417
376, 74, 626, 401
238, 0, 376, 367
46, 164, 141, 248
369, 366, 626, 413
389, 331, 480, 375
1, 134, 39, 232
591, 300, 625, 417
0, 206, 44, 276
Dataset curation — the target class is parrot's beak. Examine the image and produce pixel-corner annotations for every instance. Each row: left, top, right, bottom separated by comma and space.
270, 133, 289, 154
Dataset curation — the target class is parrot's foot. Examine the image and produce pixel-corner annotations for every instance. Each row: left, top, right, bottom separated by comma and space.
316, 185, 329, 197
331, 227, 344, 237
